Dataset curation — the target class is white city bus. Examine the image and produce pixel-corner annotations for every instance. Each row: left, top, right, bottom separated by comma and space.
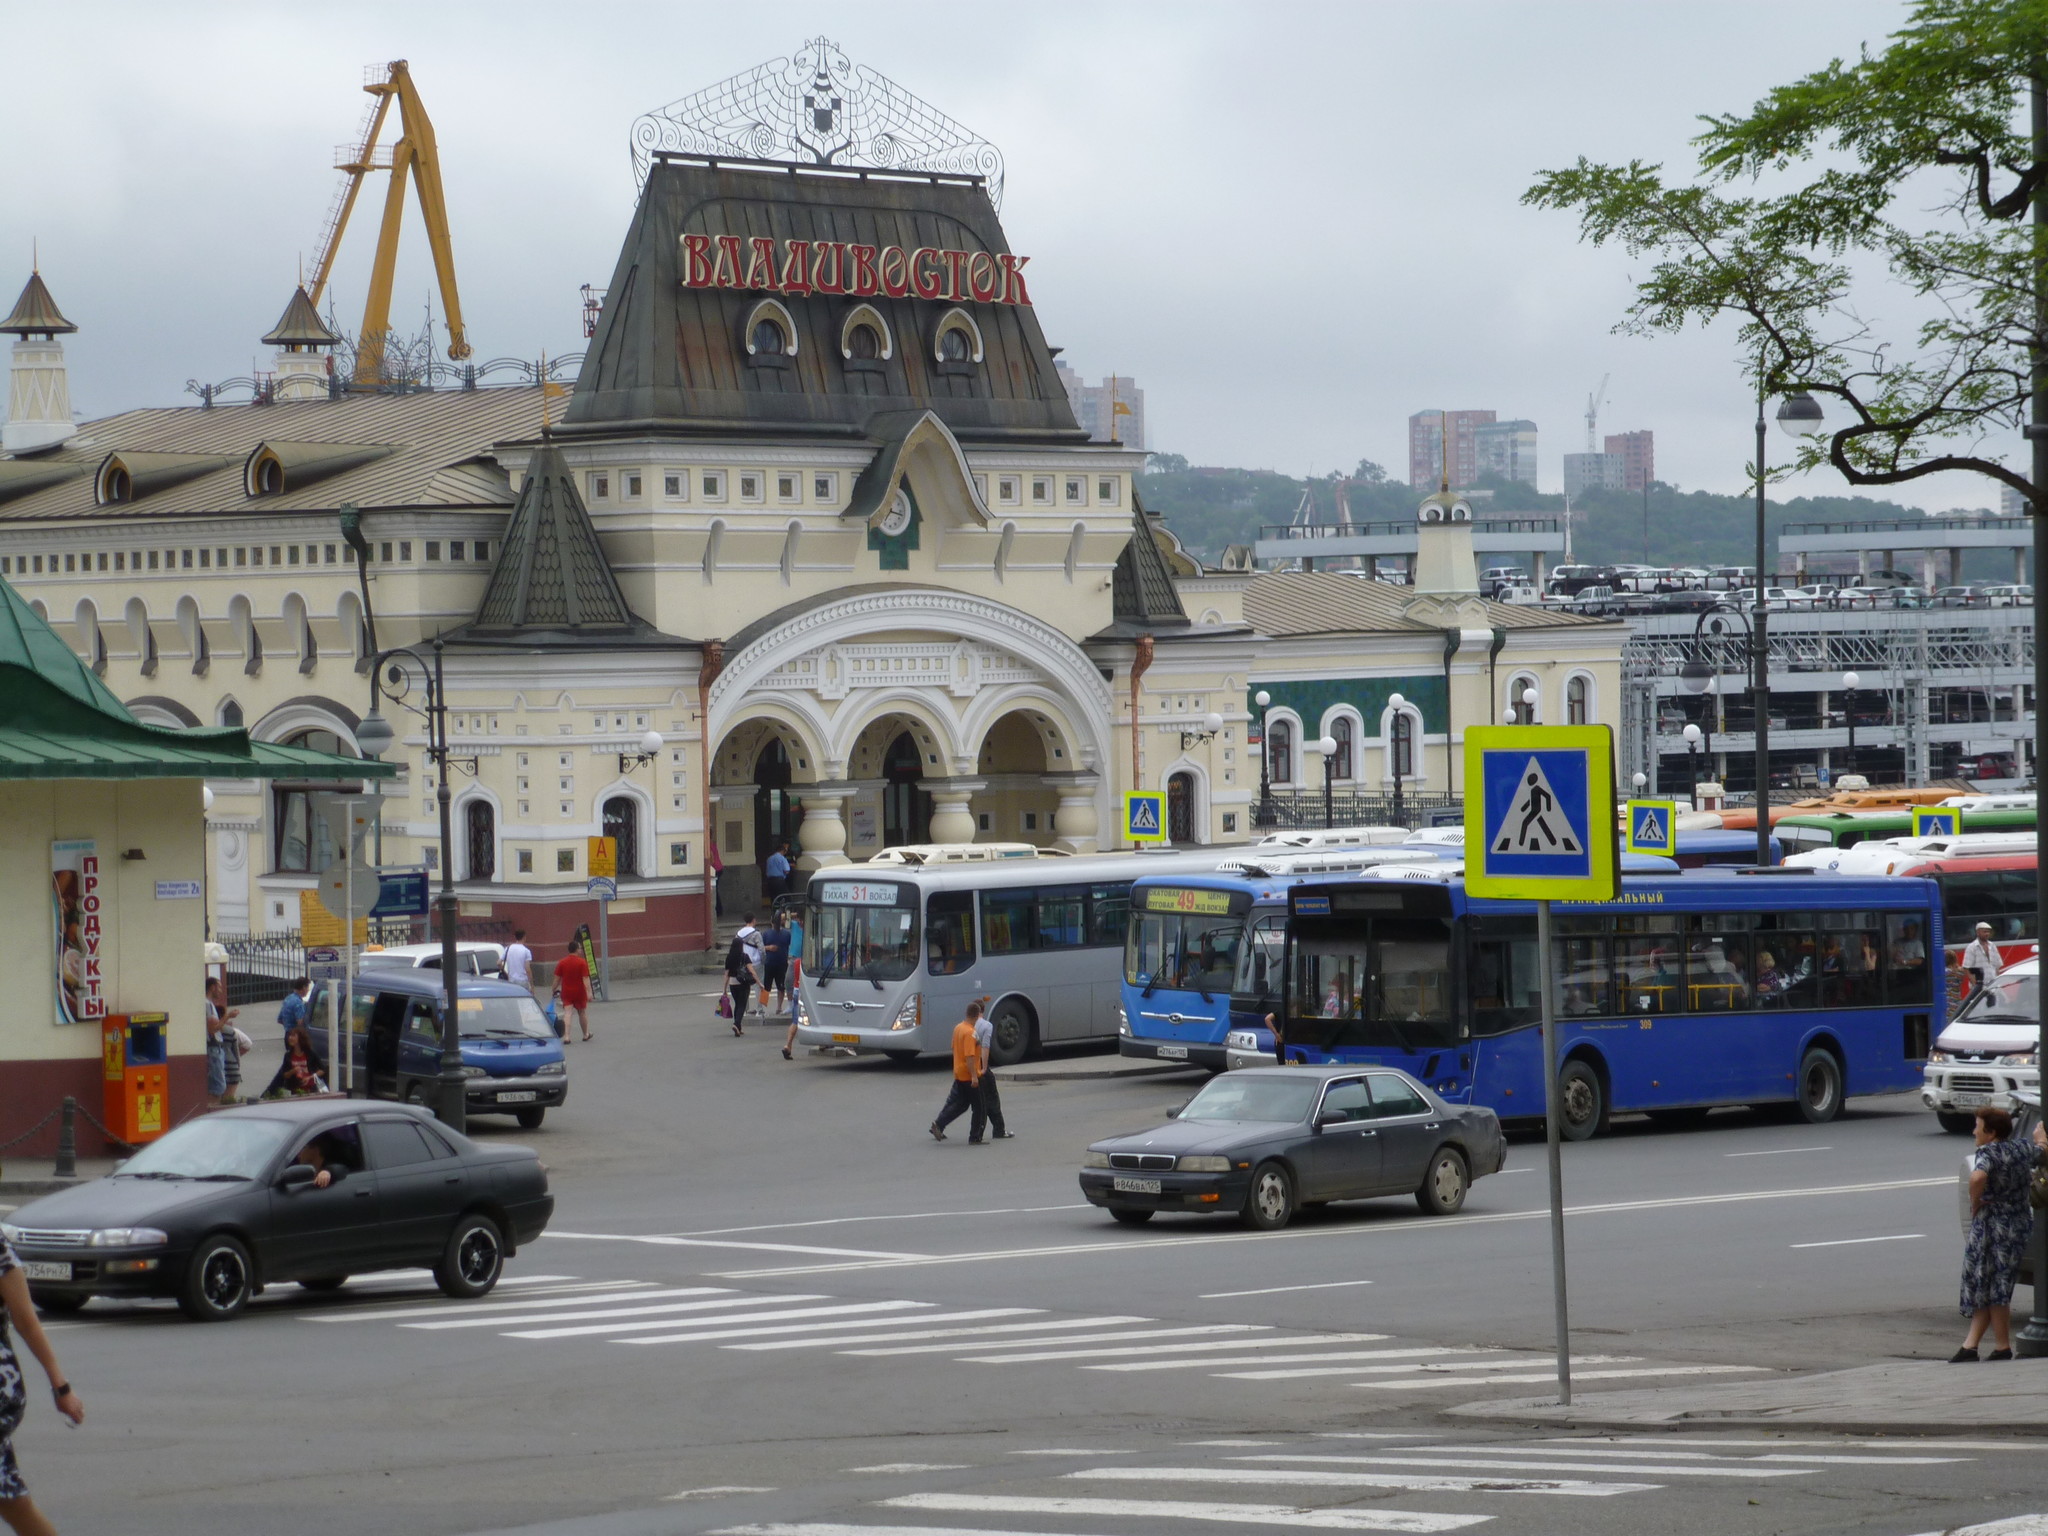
792, 847, 1247, 1065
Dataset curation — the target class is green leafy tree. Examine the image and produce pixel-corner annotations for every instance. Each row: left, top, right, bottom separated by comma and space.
1526, 0, 2045, 503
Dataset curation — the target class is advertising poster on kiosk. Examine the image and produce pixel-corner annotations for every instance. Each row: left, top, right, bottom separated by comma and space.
52, 838, 107, 1025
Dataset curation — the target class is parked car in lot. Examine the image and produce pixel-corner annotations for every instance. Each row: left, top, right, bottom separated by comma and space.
1494, 583, 1543, 605
1481, 565, 1529, 597
1078, 1064, 1506, 1230
1547, 563, 1620, 596
1980, 584, 2032, 607
0, 1100, 554, 1320
1923, 958, 2040, 1132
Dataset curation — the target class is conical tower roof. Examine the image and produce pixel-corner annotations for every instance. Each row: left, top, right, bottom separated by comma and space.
470, 440, 637, 633
262, 285, 340, 348
0, 270, 76, 336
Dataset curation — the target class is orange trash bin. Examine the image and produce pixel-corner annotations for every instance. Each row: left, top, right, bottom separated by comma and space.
102, 1012, 169, 1143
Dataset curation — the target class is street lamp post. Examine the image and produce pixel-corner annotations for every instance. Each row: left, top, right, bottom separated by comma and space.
1682, 722, 1703, 798
1762, 383, 1825, 865
1253, 690, 1273, 829
354, 639, 473, 1135
1388, 691, 1407, 827
1307, 733, 1338, 830
1841, 670, 1860, 781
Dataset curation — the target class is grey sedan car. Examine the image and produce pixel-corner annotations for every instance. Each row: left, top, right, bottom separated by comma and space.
1079, 1064, 1506, 1231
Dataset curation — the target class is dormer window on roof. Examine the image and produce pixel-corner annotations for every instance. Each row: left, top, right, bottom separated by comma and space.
743, 299, 798, 369
242, 441, 396, 499
93, 451, 229, 507
840, 304, 893, 369
932, 308, 983, 375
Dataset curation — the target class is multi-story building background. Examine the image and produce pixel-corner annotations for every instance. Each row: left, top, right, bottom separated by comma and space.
1407, 409, 1496, 489
1605, 430, 1655, 492
1056, 361, 1145, 449
1473, 419, 1539, 488
1563, 450, 1627, 498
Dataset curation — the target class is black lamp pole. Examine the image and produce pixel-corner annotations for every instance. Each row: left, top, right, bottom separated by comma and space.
1753, 365, 1773, 868
1254, 690, 1273, 829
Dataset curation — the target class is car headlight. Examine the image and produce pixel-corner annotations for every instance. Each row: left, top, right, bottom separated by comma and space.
1926, 1049, 1952, 1064
1227, 1031, 1257, 1049
534, 1060, 567, 1076
1083, 1151, 1111, 1168
1116, 1003, 1130, 1035
891, 993, 921, 1032
87, 1228, 168, 1248
1177, 1155, 1231, 1172
459, 1065, 488, 1078
1995, 1052, 2038, 1067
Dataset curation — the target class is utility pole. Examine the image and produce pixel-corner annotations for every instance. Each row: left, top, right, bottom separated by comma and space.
1753, 351, 1773, 867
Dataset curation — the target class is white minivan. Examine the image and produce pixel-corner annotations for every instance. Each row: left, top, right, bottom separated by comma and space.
357, 941, 509, 979
1922, 957, 2040, 1132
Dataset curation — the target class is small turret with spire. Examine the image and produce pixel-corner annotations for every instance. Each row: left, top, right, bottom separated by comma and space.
263, 284, 341, 402
2, 258, 78, 453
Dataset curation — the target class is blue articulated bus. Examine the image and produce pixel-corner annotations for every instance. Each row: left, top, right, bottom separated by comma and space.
1674, 828, 1783, 867
1117, 849, 1676, 1072
1221, 865, 1940, 1138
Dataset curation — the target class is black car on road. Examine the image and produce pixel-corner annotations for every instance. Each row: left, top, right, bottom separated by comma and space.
1, 1100, 553, 1321
1079, 1064, 1505, 1230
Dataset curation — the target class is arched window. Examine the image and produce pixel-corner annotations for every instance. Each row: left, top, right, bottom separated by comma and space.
270, 726, 358, 874
1392, 712, 1415, 780
465, 799, 496, 881
849, 323, 881, 359
938, 326, 970, 363
219, 700, 244, 729
1567, 674, 1590, 725
1509, 676, 1539, 725
1267, 719, 1293, 786
751, 317, 787, 356
603, 796, 640, 879
1329, 716, 1353, 780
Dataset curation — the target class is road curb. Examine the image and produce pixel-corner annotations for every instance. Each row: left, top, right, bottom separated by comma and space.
1442, 1405, 2048, 1439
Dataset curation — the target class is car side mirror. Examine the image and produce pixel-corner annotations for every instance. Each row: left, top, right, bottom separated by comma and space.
1314, 1110, 1347, 1131
279, 1162, 318, 1189
1165, 1102, 1186, 1119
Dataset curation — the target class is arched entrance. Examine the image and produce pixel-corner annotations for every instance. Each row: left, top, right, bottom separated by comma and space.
1167, 772, 1197, 844
753, 738, 804, 875
602, 796, 641, 878
881, 731, 929, 847
975, 708, 1061, 845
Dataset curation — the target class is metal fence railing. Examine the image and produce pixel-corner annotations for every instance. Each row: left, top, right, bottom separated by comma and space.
216, 917, 517, 1005
1250, 790, 1462, 833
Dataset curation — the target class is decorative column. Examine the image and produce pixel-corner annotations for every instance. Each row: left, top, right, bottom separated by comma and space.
1046, 771, 1101, 854
796, 782, 853, 871
925, 778, 984, 845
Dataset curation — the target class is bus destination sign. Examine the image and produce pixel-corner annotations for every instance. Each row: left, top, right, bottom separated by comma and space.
1142, 887, 1234, 915
815, 880, 906, 907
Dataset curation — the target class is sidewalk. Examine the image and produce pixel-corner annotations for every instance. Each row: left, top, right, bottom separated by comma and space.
1450, 1357, 2048, 1435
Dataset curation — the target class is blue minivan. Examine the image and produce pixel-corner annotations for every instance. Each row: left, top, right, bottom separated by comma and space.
307, 970, 568, 1128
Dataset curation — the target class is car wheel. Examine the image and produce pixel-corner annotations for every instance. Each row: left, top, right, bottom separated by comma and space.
298, 1276, 348, 1292
434, 1213, 505, 1299
29, 1289, 87, 1315
1557, 1059, 1608, 1142
1416, 1146, 1470, 1215
988, 1001, 1035, 1068
179, 1234, 254, 1321
1937, 1111, 1978, 1134
1796, 1048, 1844, 1124
884, 1050, 919, 1065
515, 1107, 546, 1129
1241, 1161, 1295, 1231
1109, 1207, 1154, 1226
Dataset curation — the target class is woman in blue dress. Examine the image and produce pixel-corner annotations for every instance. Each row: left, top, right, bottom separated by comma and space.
0, 1236, 86, 1534
1953, 1106, 2047, 1362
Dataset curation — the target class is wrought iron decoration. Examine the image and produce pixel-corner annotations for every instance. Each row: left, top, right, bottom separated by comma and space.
631, 36, 1005, 207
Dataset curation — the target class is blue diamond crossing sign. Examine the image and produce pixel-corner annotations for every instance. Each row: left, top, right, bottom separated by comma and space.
1123, 790, 1168, 844
1464, 724, 1619, 899
1624, 798, 1679, 856
1912, 806, 1960, 837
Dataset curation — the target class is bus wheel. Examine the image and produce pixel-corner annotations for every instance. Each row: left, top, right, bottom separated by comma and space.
1795, 1048, 1843, 1124
1241, 1161, 1295, 1230
1936, 1111, 1977, 1134
1557, 1060, 1608, 1142
988, 1001, 1035, 1068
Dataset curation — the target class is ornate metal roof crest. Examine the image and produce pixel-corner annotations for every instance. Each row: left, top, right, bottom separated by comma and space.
630, 37, 1004, 208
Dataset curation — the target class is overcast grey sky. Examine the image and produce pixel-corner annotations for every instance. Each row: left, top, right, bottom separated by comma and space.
0, 1, 2003, 509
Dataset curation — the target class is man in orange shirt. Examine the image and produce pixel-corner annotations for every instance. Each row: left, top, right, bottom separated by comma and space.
928, 1000, 986, 1143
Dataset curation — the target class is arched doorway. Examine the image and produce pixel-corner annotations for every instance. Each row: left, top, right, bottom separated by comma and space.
753, 739, 802, 875
1167, 772, 1196, 844
975, 709, 1060, 844
603, 796, 641, 879
882, 731, 930, 847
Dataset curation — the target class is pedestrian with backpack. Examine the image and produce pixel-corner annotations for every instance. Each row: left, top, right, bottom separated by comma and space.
724, 915, 759, 1038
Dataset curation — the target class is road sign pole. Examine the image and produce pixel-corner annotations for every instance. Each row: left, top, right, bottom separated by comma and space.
1536, 896, 1572, 1407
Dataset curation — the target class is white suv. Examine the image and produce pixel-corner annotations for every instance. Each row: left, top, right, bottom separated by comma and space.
1922, 956, 2040, 1132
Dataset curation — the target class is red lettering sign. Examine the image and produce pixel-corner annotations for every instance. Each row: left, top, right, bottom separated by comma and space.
678, 235, 1032, 306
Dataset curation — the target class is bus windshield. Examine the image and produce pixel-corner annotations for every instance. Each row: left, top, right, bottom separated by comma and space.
1125, 886, 1249, 997
809, 878, 920, 982
1287, 917, 1459, 1051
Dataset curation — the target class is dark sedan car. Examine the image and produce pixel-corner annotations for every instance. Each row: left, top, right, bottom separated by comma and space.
1079, 1064, 1505, 1230
1, 1100, 553, 1321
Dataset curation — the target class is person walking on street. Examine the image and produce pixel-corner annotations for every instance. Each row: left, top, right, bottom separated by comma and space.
725, 917, 759, 1038
782, 909, 806, 1061
929, 1001, 986, 1142
204, 978, 237, 1106
505, 931, 535, 998
554, 941, 593, 1042
1951, 1106, 2048, 1362
761, 915, 792, 1016
971, 1001, 1014, 1141
277, 976, 310, 1038
0, 1230, 86, 1536
763, 843, 792, 903
1960, 922, 2002, 997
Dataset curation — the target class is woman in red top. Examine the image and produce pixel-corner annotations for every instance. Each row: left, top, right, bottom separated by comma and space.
554, 941, 594, 1042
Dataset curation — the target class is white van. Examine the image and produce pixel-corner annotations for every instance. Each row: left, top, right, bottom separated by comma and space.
1923, 956, 2040, 1132
357, 941, 509, 979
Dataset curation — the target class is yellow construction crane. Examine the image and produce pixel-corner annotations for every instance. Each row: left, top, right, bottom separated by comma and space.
307, 60, 470, 387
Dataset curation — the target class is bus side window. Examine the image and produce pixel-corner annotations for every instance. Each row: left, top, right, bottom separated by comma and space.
926, 891, 975, 975
982, 890, 1033, 955
1553, 922, 1612, 1018
1087, 884, 1129, 947
1941, 872, 2001, 947
1998, 871, 2037, 941
1234, 916, 1285, 1000
1036, 884, 1087, 949
1884, 912, 1932, 1004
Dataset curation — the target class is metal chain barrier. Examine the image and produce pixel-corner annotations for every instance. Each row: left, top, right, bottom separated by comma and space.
0, 1106, 59, 1153
70, 1100, 139, 1153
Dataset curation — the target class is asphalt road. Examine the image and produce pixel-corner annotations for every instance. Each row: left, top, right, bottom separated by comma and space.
8, 979, 2045, 1536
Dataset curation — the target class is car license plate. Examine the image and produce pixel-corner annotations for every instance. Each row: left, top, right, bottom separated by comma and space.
832, 1033, 860, 1043
21, 1262, 70, 1282
497, 1090, 538, 1103
1157, 1044, 1188, 1060
1950, 1092, 1990, 1107
1112, 1176, 1162, 1195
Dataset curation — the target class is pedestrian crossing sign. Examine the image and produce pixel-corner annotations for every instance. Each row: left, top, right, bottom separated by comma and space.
1464, 724, 1618, 900
1123, 791, 1168, 844
1912, 806, 1960, 837
1624, 798, 1679, 856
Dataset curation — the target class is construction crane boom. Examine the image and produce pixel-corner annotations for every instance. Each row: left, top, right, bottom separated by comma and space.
1585, 372, 1610, 454
305, 61, 470, 387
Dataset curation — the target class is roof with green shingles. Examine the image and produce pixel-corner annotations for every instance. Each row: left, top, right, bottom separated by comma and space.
0, 577, 394, 780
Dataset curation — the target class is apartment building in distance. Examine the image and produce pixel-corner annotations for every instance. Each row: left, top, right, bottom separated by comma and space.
1408, 409, 1493, 488
1606, 430, 1654, 492
1056, 361, 1146, 449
